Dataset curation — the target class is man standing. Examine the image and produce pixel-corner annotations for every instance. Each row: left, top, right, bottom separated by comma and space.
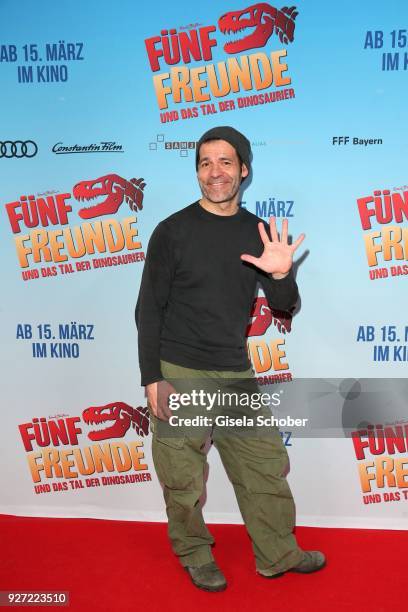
136, 126, 325, 591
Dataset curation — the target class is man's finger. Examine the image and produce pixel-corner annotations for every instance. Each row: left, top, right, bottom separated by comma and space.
281, 218, 288, 244
156, 380, 176, 421
241, 253, 260, 266
258, 222, 270, 246
147, 399, 158, 417
269, 217, 279, 241
157, 403, 172, 421
291, 233, 306, 252
157, 393, 172, 420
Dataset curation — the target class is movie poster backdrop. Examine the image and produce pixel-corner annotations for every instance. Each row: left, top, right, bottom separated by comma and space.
1, 0, 407, 528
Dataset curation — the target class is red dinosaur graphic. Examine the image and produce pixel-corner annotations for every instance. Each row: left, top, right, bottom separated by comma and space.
73, 173, 145, 220
218, 3, 298, 54
82, 402, 150, 441
246, 297, 293, 337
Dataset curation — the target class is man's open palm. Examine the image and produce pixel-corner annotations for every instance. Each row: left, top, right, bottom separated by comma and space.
241, 217, 305, 278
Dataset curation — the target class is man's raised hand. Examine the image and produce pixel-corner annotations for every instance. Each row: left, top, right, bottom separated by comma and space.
240, 217, 305, 279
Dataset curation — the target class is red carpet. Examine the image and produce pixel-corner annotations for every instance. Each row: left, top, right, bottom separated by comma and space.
0, 514, 405, 611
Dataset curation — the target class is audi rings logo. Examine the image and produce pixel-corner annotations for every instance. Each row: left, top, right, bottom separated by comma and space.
0, 141, 38, 158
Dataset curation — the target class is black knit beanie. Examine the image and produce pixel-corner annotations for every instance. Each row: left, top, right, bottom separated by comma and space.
195, 126, 251, 173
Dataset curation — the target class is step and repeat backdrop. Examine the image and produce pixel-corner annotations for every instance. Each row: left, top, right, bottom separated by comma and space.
1, 0, 407, 528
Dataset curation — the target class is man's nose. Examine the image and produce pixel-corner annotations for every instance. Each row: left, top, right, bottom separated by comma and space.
209, 163, 223, 177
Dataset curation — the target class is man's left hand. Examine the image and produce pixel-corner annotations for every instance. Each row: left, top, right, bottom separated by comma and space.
240, 217, 305, 278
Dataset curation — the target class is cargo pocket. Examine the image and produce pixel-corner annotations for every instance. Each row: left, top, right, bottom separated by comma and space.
155, 434, 185, 450
152, 414, 185, 449
152, 427, 189, 490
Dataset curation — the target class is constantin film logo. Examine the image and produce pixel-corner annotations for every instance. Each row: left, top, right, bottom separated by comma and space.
52, 141, 124, 154
0, 140, 38, 158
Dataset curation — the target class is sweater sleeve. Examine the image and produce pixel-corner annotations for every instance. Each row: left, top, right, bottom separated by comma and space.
135, 222, 174, 386
257, 269, 299, 312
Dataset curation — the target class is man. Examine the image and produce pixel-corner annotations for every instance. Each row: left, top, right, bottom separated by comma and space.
136, 126, 325, 592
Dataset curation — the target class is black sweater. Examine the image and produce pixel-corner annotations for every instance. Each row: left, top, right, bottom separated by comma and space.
136, 202, 298, 386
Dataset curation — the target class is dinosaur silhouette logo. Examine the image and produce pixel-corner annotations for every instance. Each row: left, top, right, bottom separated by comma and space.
73, 173, 145, 220
246, 296, 293, 337
218, 3, 298, 54
82, 402, 150, 441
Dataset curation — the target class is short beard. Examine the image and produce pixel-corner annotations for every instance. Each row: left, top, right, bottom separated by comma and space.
199, 182, 241, 205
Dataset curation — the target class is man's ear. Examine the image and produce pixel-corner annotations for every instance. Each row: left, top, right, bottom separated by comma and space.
241, 163, 249, 179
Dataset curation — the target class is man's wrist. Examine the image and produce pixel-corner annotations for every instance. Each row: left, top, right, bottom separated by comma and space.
143, 376, 163, 387
270, 271, 290, 280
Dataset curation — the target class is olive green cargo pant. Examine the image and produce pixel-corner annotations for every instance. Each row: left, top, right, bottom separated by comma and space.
150, 360, 303, 575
